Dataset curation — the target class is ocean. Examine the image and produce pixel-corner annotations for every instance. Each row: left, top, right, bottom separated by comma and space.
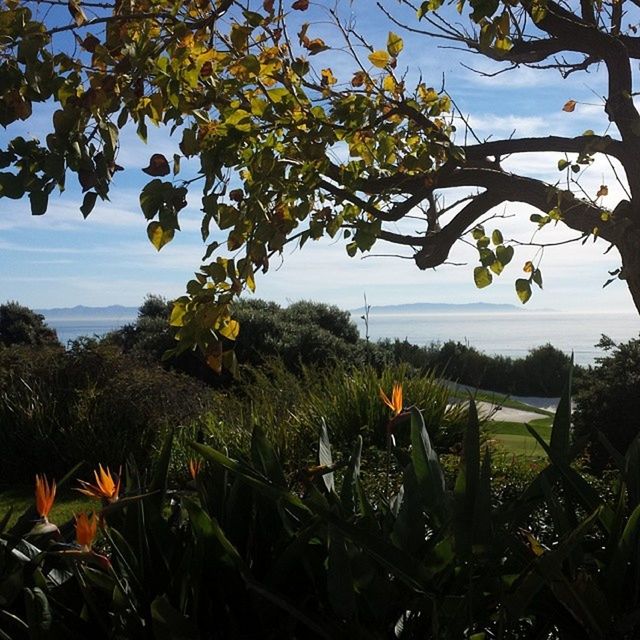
46, 317, 137, 346
352, 311, 640, 366
45, 311, 640, 366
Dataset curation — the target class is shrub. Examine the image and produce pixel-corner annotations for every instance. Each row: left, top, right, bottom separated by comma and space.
379, 338, 574, 396
573, 335, 640, 470
0, 301, 60, 347
0, 341, 211, 482
2, 373, 639, 639
180, 360, 469, 477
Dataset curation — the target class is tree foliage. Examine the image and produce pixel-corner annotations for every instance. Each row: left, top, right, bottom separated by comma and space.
574, 335, 640, 470
0, 301, 59, 347
3, 0, 640, 357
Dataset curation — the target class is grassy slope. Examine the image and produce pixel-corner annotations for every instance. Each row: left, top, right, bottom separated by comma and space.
487, 417, 552, 458
0, 487, 93, 529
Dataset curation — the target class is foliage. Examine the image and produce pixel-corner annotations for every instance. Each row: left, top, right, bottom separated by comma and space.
0, 341, 211, 482
0, 301, 59, 347
109, 296, 387, 376
3, 0, 640, 358
573, 334, 640, 470
2, 369, 640, 638
175, 360, 468, 475
380, 338, 574, 396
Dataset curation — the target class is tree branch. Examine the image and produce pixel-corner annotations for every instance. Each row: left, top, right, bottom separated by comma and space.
464, 135, 624, 162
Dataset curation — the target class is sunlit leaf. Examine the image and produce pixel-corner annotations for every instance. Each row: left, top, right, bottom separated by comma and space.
147, 222, 174, 251
387, 32, 404, 57
368, 50, 390, 68
474, 266, 492, 288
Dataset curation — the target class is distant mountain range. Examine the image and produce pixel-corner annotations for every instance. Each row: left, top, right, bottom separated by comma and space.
351, 302, 530, 314
36, 301, 547, 321
37, 305, 138, 320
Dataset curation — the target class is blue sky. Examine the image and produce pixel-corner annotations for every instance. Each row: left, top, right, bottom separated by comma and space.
1, 0, 636, 312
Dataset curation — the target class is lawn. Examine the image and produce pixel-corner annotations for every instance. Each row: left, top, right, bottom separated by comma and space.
487, 417, 553, 458
0, 486, 93, 530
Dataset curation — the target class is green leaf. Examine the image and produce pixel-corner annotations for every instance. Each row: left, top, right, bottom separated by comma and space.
532, 268, 543, 289
80, 191, 98, 218
319, 419, 334, 493
147, 428, 174, 518
147, 222, 174, 251
549, 358, 572, 463
557, 158, 570, 171
23, 588, 51, 640
151, 595, 199, 640
489, 260, 504, 275
251, 423, 287, 487
190, 442, 310, 512
471, 225, 485, 240
474, 266, 492, 288
410, 407, 445, 518
515, 278, 531, 303
387, 32, 404, 56
327, 526, 356, 619
368, 50, 390, 68
625, 435, 640, 509
454, 398, 481, 554
491, 229, 503, 245
29, 190, 48, 216
340, 436, 362, 514
496, 244, 514, 266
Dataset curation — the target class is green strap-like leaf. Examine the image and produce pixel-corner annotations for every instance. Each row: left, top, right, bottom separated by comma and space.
549, 355, 572, 463
410, 407, 445, 520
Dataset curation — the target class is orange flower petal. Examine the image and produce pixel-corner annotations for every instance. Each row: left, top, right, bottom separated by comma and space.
35, 474, 56, 519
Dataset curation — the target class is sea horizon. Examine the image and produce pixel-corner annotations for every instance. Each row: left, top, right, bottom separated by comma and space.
41, 307, 640, 366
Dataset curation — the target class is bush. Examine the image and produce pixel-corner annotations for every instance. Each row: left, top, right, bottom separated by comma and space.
573, 335, 640, 470
2, 374, 638, 639
0, 301, 60, 347
379, 338, 574, 396
181, 360, 469, 476
0, 341, 211, 482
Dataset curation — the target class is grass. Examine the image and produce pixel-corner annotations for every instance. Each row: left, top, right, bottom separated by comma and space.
0, 486, 93, 529
487, 417, 553, 458
447, 387, 554, 417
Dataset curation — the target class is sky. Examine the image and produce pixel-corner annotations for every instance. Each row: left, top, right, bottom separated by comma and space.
1, 0, 637, 313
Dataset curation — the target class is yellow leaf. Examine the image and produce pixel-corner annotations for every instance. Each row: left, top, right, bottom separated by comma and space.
368, 50, 390, 69
386, 32, 403, 57
596, 184, 608, 198
219, 319, 240, 340
206, 354, 222, 373
67, 0, 86, 26
382, 75, 396, 92
147, 222, 174, 251
320, 68, 337, 86
562, 99, 576, 112
246, 272, 256, 292
525, 532, 545, 556
169, 302, 186, 327
523, 260, 534, 273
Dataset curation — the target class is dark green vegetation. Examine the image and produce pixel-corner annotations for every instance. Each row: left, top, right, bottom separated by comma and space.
574, 335, 640, 471
0, 302, 59, 348
2, 380, 640, 639
105, 296, 575, 395
2, 300, 640, 638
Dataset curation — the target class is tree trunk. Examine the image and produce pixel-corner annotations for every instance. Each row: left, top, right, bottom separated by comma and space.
619, 226, 640, 314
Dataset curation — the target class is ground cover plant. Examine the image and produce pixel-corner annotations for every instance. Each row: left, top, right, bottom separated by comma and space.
0, 371, 638, 639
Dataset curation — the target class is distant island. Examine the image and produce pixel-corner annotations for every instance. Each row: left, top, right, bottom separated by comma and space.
37, 305, 138, 320
351, 302, 536, 314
